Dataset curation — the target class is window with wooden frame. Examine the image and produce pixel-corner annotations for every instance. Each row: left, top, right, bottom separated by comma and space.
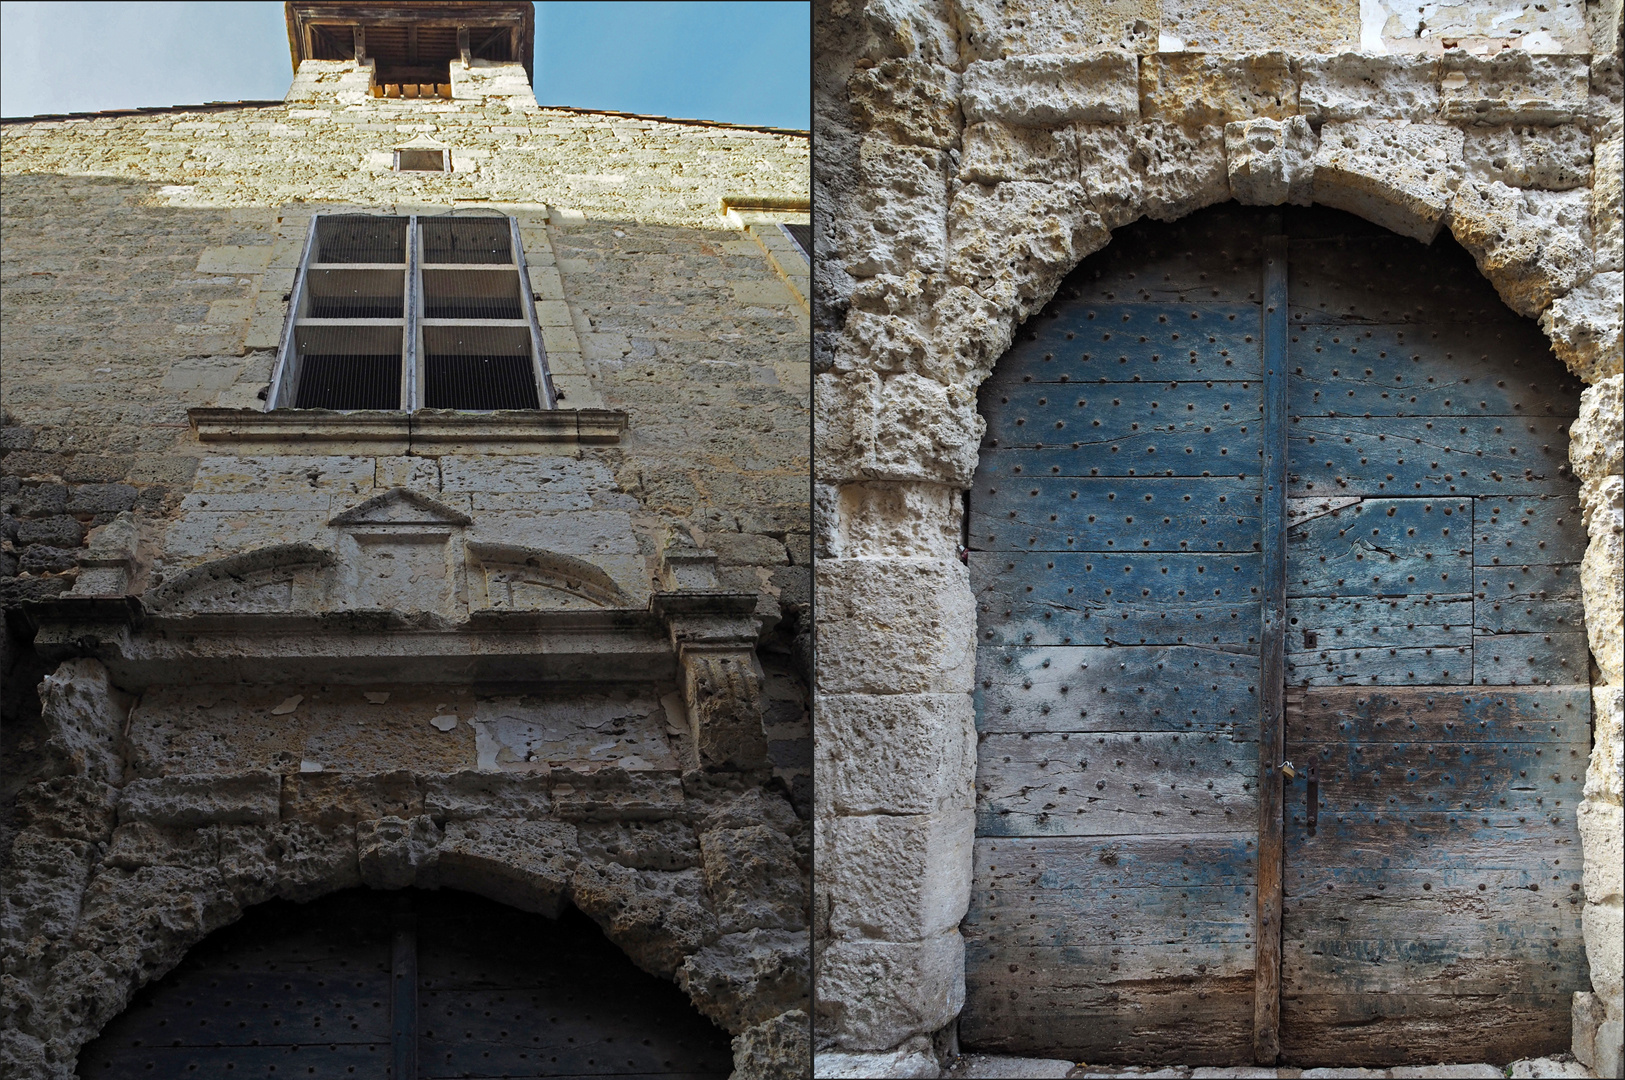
266, 213, 555, 411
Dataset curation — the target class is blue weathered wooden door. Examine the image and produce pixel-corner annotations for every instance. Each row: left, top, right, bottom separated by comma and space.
960, 206, 1591, 1067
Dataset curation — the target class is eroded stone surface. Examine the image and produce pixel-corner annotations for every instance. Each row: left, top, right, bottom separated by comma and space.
1449, 182, 1593, 317
1543, 272, 1625, 383
1313, 120, 1465, 242
1463, 125, 1593, 191
1226, 116, 1317, 206
962, 54, 1140, 126
952, 0, 1158, 60
1139, 52, 1296, 126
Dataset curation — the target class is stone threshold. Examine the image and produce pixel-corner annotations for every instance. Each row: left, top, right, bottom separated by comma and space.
939, 1053, 1597, 1079
189, 406, 628, 450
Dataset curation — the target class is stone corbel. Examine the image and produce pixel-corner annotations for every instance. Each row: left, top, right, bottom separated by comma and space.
653, 543, 769, 771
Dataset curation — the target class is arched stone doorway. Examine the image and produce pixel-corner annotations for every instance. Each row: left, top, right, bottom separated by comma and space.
962, 203, 1591, 1067
77, 887, 735, 1078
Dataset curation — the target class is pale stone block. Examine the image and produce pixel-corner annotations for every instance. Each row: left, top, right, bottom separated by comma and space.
526, 265, 563, 298
841, 140, 947, 278
1226, 116, 1317, 207
1542, 272, 1625, 383
244, 314, 286, 351
815, 369, 983, 487
466, 510, 636, 557
815, 1041, 940, 1079
834, 309, 931, 376
947, 180, 1110, 316
945, 1055, 1075, 1079
1078, 120, 1230, 228
118, 773, 280, 827
1595, 136, 1623, 273
1588, 685, 1623, 805
834, 480, 960, 560
960, 122, 1080, 185
815, 557, 976, 695
533, 299, 572, 327
540, 325, 582, 355
204, 298, 254, 325
817, 693, 976, 816
816, 932, 966, 1051
954, 0, 1158, 60
163, 511, 330, 562
545, 349, 589, 377
196, 245, 274, 274
374, 456, 440, 491
962, 53, 1139, 126
1582, 800, 1625, 904
1313, 120, 1465, 243
440, 456, 611, 494
824, 809, 974, 940
1439, 52, 1590, 124
1582, 508, 1625, 686
1451, 181, 1593, 317
1463, 124, 1592, 191
1161, 0, 1359, 51
193, 454, 376, 494
849, 59, 960, 149
732, 279, 798, 307
1571, 376, 1625, 482
1139, 52, 1296, 126
1583, 893, 1625, 1008
1298, 53, 1441, 123
549, 375, 602, 409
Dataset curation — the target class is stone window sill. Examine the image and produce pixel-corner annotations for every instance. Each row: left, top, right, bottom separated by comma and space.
189, 407, 626, 452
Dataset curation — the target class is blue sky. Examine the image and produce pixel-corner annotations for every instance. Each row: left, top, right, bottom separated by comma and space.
0, 1, 809, 128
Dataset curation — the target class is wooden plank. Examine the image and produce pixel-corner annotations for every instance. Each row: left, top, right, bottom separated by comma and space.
1282, 812, 1582, 868
1285, 685, 1592, 743
1286, 497, 1472, 596
1280, 939, 1588, 995
1473, 631, 1592, 685
1290, 326, 1581, 416
1287, 231, 1524, 326
987, 302, 1262, 387
981, 382, 1263, 467
967, 884, 1255, 947
972, 834, 1258, 890
1289, 595, 1472, 649
1475, 596, 1587, 635
971, 552, 1262, 647
960, 972, 1255, 1064
969, 474, 1261, 553
975, 644, 1258, 734
1288, 416, 1576, 497
1474, 495, 1588, 564
976, 731, 1257, 836
1475, 562, 1583, 600
1287, 646, 1471, 686
1280, 992, 1572, 1067
1255, 232, 1288, 1065
1281, 743, 1586, 813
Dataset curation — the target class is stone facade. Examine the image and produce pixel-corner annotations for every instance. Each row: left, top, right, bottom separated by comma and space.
813, 0, 1623, 1076
1, 49, 810, 1080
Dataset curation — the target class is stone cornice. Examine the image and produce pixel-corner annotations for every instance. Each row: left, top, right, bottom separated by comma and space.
189, 407, 628, 449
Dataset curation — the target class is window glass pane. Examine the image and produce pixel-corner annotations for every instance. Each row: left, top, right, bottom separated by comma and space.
293, 354, 401, 409
421, 217, 512, 264
423, 325, 538, 410
422, 268, 524, 319
315, 215, 408, 263
306, 269, 405, 318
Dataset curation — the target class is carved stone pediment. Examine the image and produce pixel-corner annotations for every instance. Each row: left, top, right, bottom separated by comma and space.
147, 544, 336, 613
329, 488, 473, 528
467, 542, 631, 611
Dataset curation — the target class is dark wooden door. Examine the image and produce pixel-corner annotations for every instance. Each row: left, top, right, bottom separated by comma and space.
1277, 220, 1591, 1066
960, 206, 1591, 1067
78, 889, 734, 1079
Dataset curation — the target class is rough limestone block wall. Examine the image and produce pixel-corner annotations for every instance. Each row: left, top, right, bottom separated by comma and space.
1, 62, 811, 1080
813, 0, 1623, 1075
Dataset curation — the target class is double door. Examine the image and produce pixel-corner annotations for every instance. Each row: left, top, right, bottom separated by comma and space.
961, 205, 1590, 1066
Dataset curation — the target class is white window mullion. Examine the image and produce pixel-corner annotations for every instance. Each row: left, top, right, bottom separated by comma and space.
405, 215, 422, 410
511, 216, 557, 409
266, 214, 320, 410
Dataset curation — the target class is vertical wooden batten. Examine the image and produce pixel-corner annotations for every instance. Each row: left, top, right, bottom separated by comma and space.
1255, 232, 1290, 1065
